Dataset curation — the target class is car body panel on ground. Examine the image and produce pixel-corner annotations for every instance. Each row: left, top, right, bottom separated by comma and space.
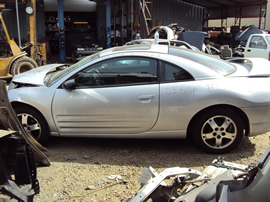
128, 146, 270, 202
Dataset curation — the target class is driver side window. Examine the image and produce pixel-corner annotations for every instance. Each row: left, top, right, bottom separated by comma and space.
249, 36, 267, 49
75, 57, 158, 87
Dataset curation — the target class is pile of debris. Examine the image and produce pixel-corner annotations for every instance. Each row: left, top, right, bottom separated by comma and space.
147, 24, 268, 60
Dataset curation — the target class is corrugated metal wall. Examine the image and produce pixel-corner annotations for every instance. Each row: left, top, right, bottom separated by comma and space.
208, 4, 265, 19
152, 0, 205, 31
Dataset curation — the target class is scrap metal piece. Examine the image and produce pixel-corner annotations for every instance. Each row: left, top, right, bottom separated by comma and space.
0, 80, 50, 201
0, 132, 39, 201
0, 80, 50, 166
128, 147, 270, 202
128, 167, 202, 202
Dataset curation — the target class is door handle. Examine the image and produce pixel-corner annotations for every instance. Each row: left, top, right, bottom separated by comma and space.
138, 94, 155, 100
247, 49, 251, 52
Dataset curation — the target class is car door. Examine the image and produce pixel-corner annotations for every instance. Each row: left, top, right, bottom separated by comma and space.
245, 35, 269, 59
51, 56, 159, 136
154, 60, 196, 132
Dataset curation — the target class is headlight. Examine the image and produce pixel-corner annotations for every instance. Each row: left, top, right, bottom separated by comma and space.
77, 48, 85, 51
97, 47, 103, 51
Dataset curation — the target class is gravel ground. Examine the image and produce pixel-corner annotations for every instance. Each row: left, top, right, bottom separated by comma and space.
34, 132, 270, 201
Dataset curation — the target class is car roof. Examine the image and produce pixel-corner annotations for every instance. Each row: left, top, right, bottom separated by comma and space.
93, 44, 236, 77
125, 38, 190, 45
99, 43, 169, 58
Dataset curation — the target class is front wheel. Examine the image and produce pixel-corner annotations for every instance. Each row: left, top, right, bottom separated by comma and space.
192, 108, 244, 153
14, 106, 49, 145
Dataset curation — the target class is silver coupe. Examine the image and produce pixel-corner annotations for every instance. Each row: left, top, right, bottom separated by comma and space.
8, 44, 270, 153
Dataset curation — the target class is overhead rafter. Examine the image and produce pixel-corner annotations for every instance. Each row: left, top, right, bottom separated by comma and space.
182, 0, 266, 9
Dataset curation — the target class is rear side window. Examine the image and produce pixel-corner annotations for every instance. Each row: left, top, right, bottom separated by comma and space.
161, 61, 194, 82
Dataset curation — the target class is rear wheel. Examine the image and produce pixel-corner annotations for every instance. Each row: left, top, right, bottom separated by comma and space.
14, 106, 49, 145
192, 108, 243, 153
11, 56, 38, 76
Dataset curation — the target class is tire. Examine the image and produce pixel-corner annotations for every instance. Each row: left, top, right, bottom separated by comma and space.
192, 108, 243, 154
11, 56, 38, 76
14, 106, 49, 145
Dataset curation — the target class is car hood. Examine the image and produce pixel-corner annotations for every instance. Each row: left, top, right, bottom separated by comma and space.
228, 58, 270, 77
12, 64, 65, 85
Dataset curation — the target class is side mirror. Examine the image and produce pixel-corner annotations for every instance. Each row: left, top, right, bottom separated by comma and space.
62, 79, 76, 90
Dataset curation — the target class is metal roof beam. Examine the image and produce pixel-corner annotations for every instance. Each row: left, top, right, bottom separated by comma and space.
182, 0, 266, 8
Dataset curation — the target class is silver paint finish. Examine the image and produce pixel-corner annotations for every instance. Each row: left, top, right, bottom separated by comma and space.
52, 85, 159, 135
8, 44, 270, 140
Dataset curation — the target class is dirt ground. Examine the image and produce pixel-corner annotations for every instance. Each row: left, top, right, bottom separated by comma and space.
33, 132, 270, 201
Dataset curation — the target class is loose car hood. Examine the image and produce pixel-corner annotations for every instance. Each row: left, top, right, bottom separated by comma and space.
228, 58, 270, 77
12, 64, 65, 85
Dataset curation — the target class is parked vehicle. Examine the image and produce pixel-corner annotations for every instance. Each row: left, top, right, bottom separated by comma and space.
128, 146, 270, 202
243, 34, 270, 60
8, 44, 270, 153
66, 32, 103, 62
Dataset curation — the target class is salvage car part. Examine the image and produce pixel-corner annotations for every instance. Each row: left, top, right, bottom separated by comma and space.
0, 80, 50, 166
0, 80, 50, 201
128, 146, 270, 202
0, 130, 39, 201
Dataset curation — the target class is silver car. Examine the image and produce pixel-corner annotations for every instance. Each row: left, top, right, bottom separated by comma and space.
8, 44, 270, 153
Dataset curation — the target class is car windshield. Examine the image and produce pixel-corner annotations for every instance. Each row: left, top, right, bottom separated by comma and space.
45, 52, 99, 86
169, 47, 236, 75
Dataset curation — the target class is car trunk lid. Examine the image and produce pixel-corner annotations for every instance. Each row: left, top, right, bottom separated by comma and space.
228, 58, 270, 77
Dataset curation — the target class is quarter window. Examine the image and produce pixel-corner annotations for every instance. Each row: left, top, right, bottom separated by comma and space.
161, 62, 193, 82
74, 57, 158, 87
